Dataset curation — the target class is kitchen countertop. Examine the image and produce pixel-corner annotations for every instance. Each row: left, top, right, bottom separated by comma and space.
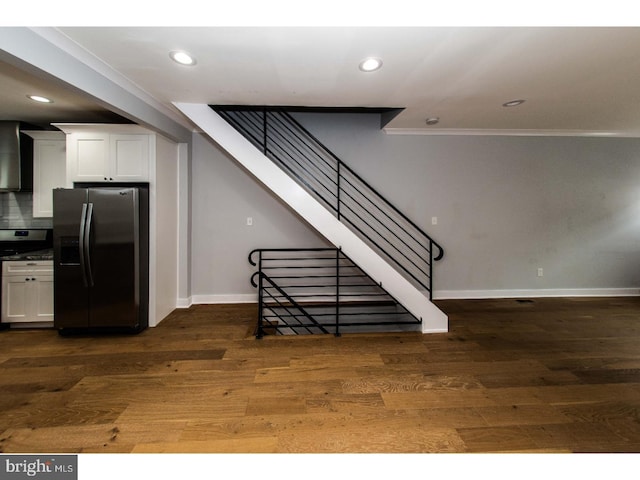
0, 249, 53, 261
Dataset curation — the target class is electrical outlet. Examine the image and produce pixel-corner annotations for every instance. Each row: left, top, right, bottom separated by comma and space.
432, 217, 438, 225
537, 268, 544, 277
246, 217, 253, 226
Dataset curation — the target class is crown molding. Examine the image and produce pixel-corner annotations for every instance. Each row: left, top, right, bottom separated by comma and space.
383, 128, 640, 138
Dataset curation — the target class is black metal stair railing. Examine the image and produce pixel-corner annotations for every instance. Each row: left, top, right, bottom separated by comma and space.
215, 106, 444, 299
249, 248, 419, 337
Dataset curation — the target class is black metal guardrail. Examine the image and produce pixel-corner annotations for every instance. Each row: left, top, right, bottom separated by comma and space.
214, 106, 444, 299
249, 248, 419, 337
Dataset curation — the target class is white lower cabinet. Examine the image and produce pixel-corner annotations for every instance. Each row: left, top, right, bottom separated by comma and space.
1, 261, 54, 324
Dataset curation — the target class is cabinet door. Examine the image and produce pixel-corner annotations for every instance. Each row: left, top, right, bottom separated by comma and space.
1, 275, 54, 323
67, 133, 109, 182
32, 275, 54, 322
110, 134, 150, 181
33, 139, 67, 217
2, 276, 28, 322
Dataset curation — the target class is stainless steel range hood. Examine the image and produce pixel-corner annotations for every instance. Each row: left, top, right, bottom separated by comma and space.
0, 121, 33, 192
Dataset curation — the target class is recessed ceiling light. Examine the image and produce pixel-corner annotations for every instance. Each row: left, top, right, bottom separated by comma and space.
359, 57, 383, 72
27, 95, 53, 103
170, 50, 197, 66
425, 117, 440, 126
503, 99, 525, 107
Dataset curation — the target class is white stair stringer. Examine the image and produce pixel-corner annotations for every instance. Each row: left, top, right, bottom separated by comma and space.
174, 103, 448, 333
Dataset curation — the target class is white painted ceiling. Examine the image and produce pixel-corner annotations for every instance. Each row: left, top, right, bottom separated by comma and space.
3, 26, 640, 135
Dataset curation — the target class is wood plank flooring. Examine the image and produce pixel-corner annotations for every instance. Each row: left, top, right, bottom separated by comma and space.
1, 297, 640, 453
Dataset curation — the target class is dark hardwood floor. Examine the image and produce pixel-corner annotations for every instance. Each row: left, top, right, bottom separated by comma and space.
1, 296, 640, 453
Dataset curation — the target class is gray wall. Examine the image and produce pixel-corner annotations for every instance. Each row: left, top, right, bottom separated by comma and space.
191, 112, 640, 299
191, 132, 328, 301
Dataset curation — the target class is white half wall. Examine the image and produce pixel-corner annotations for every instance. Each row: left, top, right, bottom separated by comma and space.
150, 134, 179, 326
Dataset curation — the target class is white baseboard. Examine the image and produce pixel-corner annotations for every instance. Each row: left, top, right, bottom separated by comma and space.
179, 288, 640, 307
422, 326, 449, 333
433, 288, 640, 300
191, 294, 256, 304
176, 297, 193, 308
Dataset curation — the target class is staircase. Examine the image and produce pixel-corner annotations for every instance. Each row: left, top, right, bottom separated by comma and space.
173, 103, 448, 334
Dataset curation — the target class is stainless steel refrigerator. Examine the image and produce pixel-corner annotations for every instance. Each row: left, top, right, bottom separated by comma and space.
52, 186, 149, 334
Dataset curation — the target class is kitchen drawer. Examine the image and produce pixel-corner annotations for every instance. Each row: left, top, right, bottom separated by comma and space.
3, 260, 54, 275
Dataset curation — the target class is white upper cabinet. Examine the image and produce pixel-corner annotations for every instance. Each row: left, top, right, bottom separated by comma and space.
111, 134, 150, 181
54, 124, 153, 184
70, 132, 109, 182
23, 131, 67, 218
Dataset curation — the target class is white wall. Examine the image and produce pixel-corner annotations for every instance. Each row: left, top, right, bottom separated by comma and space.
177, 142, 192, 307
190, 112, 640, 300
151, 134, 179, 324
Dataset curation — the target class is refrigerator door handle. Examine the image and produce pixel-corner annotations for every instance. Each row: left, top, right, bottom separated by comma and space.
79, 203, 89, 287
84, 202, 95, 287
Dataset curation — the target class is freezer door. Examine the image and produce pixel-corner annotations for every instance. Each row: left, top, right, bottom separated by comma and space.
87, 187, 141, 329
53, 188, 90, 329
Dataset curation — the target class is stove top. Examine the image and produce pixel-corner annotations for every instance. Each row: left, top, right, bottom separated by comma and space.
0, 229, 53, 261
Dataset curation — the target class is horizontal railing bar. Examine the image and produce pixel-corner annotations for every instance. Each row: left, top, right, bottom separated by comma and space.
259, 263, 347, 268
263, 297, 393, 303
260, 256, 345, 260
263, 301, 395, 308
264, 307, 398, 314
258, 260, 346, 264
264, 289, 391, 294
262, 274, 370, 278
252, 248, 341, 253
249, 248, 344, 265
255, 252, 427, 264
264, 292, 389, 298
265, 279, 377, 284
265, 282, 382, 288
264, 320, 420, 328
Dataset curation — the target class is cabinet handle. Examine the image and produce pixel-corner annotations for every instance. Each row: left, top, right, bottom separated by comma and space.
32, 278, 36, 281
25, 278, 30, 281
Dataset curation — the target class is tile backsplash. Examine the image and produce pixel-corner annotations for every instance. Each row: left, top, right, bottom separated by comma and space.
0, 192, 53, 229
